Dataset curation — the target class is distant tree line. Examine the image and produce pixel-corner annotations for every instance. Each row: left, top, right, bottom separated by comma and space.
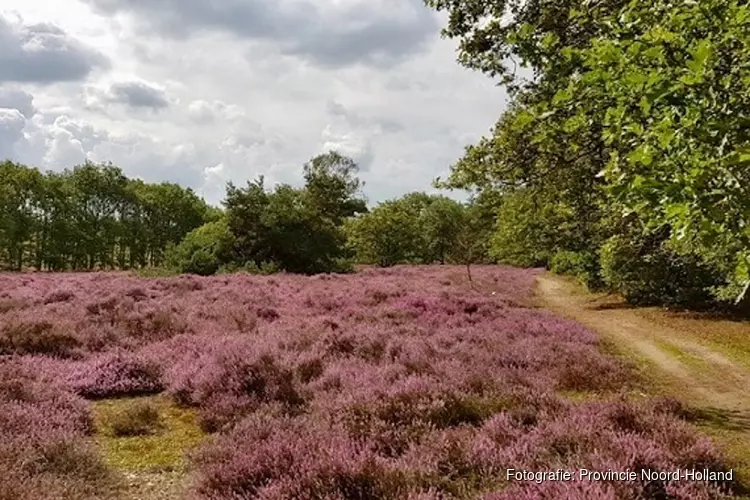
1, 153, 491, 277
165, 152, 491, 276
0, 160, 212, 271
344, 192, 491, 269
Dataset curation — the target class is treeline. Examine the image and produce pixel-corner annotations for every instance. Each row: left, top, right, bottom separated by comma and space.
345, 192, 490, 268
1, 153, 490, 278
426, 0, 750, 309
165, 153, 491, 276
0, 161, 212, 271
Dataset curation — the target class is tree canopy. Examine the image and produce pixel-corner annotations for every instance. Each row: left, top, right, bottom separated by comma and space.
0, 161, 210, 271
427, 0, 750, 307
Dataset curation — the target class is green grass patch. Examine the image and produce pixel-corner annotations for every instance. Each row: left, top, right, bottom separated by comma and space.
92, 394, 206, 472
699, 336, 750, 372
133, 267, 180, 278
557, 389, 610, 402
651, 339, 714, 372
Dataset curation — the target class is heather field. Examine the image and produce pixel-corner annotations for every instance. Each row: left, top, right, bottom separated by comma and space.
0, 266, 739, 499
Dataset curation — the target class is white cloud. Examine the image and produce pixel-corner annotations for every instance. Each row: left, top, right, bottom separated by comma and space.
43, 118, 87, 168
0, 2, 508, 205
0, 107, 27, 157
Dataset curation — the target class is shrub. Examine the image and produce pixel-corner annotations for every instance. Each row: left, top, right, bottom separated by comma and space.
550, 250, 603, 290
43, 289, 77, 304
168, 347, 304, 432
296, 358, 325, 383
165, 219, 235, 276
0, 363, 118, 500
69, 351, 164, 399
119, 307, 190, 342
245, 261, 282, 275
0, 267, 734, 499
0, 318, 81, 357
191, 416, 411, 500
599, 234, 723, 307
107, 401, 162, 437
256, 307, 280, 322
0, 297, 27, 314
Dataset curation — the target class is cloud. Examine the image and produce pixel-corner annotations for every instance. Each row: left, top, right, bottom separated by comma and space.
84, 80, 171, 111
0, 14, 109, 84
1, 0, 509, 207
0, 108, 27, 158
108, 81, 170, 109
326, 100, 403, 134
0, 88, 36, 118
81, 0, 437, 67
42, 119, 87, 169
320, 124, 375, 173
188, 100, 245, 124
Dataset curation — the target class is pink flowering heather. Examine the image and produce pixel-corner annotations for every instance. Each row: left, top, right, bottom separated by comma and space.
0, 266, 741, 499
0, 360, 118, 499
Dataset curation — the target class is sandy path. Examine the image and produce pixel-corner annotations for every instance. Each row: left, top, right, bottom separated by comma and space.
535, 274, 750, 413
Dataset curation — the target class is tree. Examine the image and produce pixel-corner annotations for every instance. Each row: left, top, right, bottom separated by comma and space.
0, 161, 212, 272
222, 152, 365, 274
345, 193, 482, 268
346, 200, 423, 267
0, 161, 44, 270
303, 151, 367, 225
449, 204, 488, 288
426, 0, 750, 307
420, 196, 465, 264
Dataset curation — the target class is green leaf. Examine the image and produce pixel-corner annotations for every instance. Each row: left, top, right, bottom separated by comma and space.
687, 39, 713, 73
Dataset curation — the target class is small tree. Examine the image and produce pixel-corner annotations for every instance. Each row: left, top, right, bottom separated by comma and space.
449, 205, 487, 289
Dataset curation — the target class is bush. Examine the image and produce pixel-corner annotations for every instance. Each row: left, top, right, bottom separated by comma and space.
0, 363, 119, 499
43, 289, 76, 304
166, 219, 235, 276
69, 351, 164, 399
135, 267, 179, 278
185, 249, 221, 276
0, 319, 81, 358
107, 401, 162, 437
549, 250, 603, 290
244, 260, 282, 275
599, 234, 723, 307
167, 348, 304, 432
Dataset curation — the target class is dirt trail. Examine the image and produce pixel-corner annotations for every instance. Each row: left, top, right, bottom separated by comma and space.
535, 274, 750, 413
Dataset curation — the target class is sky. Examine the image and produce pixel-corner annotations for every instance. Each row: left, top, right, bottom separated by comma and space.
0, 0, 508, 206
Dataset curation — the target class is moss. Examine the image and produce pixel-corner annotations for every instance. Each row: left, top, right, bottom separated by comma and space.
92, 395, 206, 472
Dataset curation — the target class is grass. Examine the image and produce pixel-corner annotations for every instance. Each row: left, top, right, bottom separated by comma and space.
638, 308, 750, 370
133, 267, 180, 278
539, 275, 750, 497
651, 338, 719, 374
92, 394, 206, 472
108, 401, 162, 437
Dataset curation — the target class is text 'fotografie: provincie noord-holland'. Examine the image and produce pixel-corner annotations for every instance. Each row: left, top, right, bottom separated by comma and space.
507, 469, 733, 484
